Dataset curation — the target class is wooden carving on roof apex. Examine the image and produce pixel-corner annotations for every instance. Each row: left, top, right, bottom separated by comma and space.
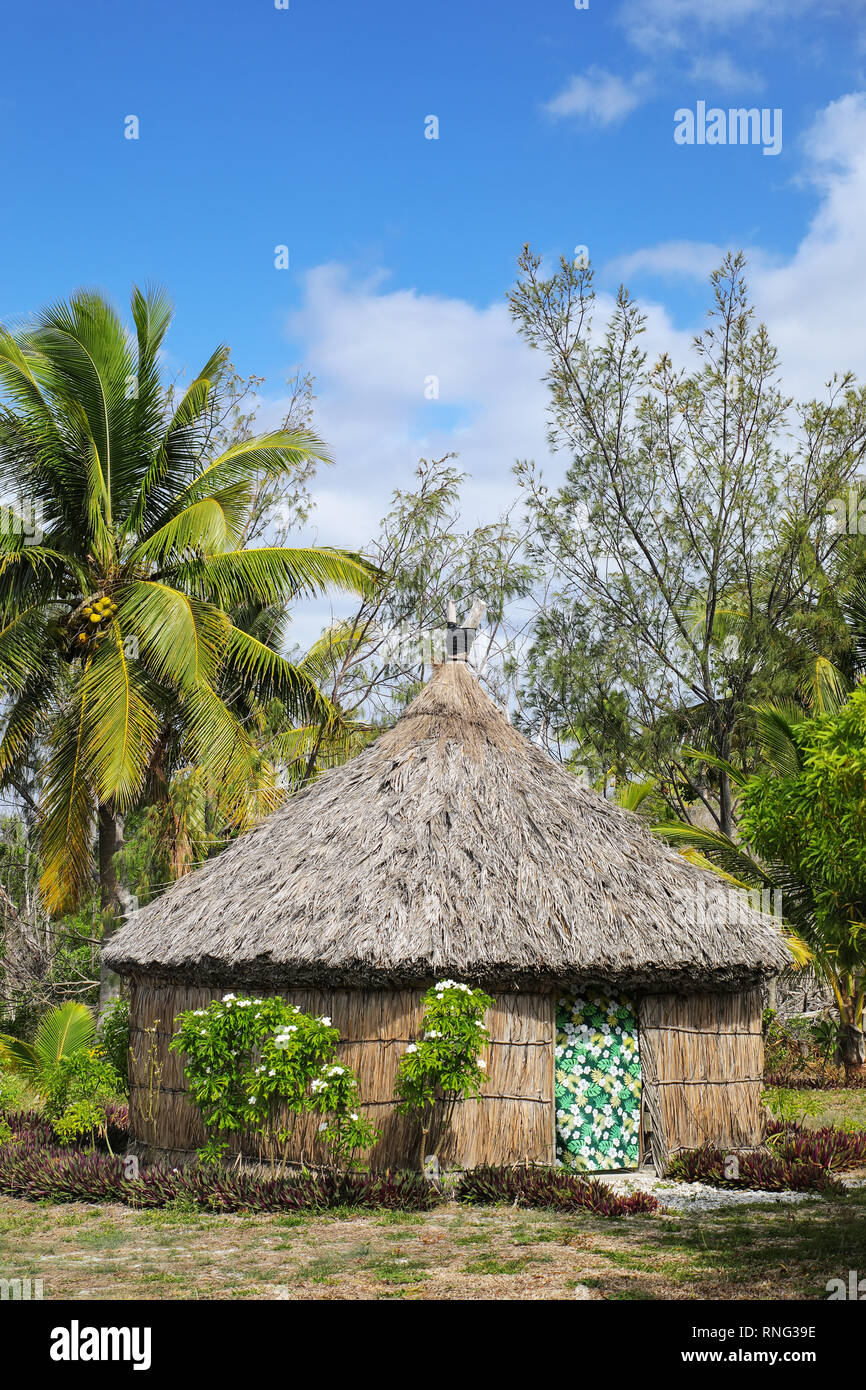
438, 595, 486, 664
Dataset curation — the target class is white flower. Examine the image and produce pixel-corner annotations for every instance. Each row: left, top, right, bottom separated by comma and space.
405, 1044, 418, 1053
477, 1059, 486, 1069
350, 1112, 358, 1121
318, 1121, 328, 1131
319, 1016, 332, 1026
223, 993, 236, 1001
268, 1069, 276, 1077
248, 1096, 257, 1105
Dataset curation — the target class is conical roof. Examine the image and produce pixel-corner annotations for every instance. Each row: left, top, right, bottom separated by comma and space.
105, 661, 791, 991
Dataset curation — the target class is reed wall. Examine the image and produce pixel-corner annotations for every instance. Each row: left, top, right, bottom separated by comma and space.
638, 989, 765, 1170
130, 978, 766, 1173
128, 977, 555, 1168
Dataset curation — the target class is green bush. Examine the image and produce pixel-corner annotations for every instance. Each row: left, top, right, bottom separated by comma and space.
763, 1008, 847, 1086
0, 1064, 37, 1114
97, 998, 130, 1092
42, 1049, 123, 1150
43, 1048, 122, 1122
50, 1099, 115, 1149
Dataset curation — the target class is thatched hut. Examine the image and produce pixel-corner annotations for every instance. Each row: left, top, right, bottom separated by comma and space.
105, 655, 790, 1174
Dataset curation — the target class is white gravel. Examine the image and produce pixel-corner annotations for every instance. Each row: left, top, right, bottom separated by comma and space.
603, 1170, 815, 1212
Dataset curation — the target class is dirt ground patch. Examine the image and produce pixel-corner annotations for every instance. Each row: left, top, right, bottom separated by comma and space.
2, 1188, 864, 1300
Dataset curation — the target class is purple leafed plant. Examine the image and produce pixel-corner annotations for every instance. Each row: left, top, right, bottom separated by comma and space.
666, 1142, 840, 1192
765, 1118, 866, 1170
0, 1120, 438, 1213
456, 1165, 662, 1215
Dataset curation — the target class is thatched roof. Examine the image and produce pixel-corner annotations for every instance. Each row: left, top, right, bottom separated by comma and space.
105, 661, 791, 992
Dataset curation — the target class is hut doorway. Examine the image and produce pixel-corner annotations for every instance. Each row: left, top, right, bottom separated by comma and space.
554, 993, 642, 1172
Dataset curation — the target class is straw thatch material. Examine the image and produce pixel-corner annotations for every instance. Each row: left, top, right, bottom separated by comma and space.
106, 661, 790, 992
129, 977, 555, 1168
639, 990, 765, 1168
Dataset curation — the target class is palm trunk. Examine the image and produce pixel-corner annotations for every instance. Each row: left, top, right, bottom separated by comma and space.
97, 804, 126, 1022
718, 767, 734, 839
838, 1021, 866, 1084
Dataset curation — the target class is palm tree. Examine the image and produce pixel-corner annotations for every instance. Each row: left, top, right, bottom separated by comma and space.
0, 285, 374, 937
0, 1000, 95, 1089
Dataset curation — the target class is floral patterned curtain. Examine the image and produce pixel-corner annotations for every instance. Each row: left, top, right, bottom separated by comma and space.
555, 993, 642, 1172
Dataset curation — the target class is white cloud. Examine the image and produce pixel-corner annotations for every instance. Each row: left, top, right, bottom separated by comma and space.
266, 91, 866, 651
619, 0, 812, 54
686, 53, 766, 93
748, 93, 866, 396
265, 265, 688, 648
607, 240, 728, 284
609, 93, 866, 399
282, 264, 552, 546
543, 67, 650, 127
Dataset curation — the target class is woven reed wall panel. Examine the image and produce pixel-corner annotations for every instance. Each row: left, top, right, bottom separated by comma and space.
638, 989, 764, 1169
129, 979, 555, 1167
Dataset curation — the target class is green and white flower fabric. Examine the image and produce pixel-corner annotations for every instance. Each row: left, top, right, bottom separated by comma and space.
555, 993, 642, 1172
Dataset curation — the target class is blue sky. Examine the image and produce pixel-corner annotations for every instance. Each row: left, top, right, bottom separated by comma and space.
3, 0, 866, 618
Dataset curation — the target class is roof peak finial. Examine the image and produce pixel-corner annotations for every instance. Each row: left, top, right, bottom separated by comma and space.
442, 595, 486, 662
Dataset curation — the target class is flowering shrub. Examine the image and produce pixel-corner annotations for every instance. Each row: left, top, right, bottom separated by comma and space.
394, 980, 493, 1171
170, 994, 378, 1170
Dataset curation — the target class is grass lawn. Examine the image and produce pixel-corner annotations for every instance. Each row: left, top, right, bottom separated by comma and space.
765, 1088, 866, 1130
2, 1083, 864, 1300
1, 1187, 865, 1300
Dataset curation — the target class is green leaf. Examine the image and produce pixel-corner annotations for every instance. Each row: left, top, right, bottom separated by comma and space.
751, 702, 805, 778
176, 546, 375, 608
120, 580, 227, 691
79, 621, 159, 808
